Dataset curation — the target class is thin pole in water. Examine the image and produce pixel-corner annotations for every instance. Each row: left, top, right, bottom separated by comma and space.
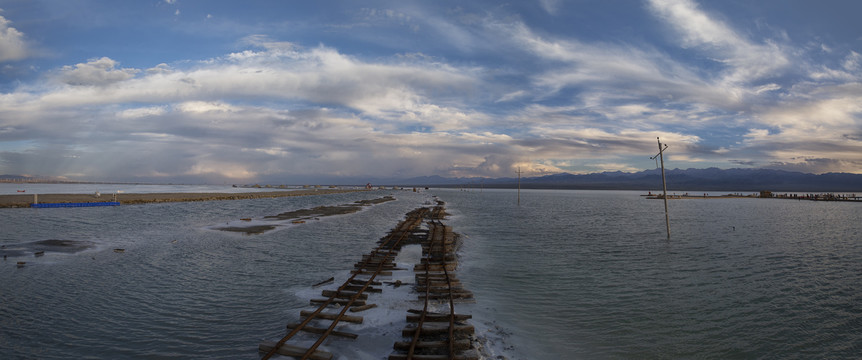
651, 137, 670, 240
517, 166, 522, 206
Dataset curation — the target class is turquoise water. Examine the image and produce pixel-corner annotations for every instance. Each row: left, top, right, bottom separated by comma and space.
2, 188, 861, 359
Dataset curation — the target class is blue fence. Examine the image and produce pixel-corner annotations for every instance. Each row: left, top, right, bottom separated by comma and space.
31, 202, 121, 208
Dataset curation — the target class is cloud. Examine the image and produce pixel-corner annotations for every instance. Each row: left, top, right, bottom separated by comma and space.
766, 158, 862, 174
498, 20, 741, 109
146, 63, 172, 75
0, 13, 31, 62
0, 45, 498, 181
496, 90, 527, 103
176, 101, 238, 114
117, 106, 167, 119
59, 57, 140, 86
482, 2, 862, 174
646, 0, 790, 84
842, 51, 861, 71
538, 0, 561, 15
2, 1, 861, 181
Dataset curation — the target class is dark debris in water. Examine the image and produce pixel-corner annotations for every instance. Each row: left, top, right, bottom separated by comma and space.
216, 225, 276, 235
216, 196, 396, 235
1, 239, 97, 258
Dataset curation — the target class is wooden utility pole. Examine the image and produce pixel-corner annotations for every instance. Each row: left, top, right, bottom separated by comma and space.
516, 167, 522, 206
651, 137, 671, 240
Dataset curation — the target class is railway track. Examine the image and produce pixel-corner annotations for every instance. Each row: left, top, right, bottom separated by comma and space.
259, 201, 477, 360
389, 204, 477, 360
259, 208, 429, 360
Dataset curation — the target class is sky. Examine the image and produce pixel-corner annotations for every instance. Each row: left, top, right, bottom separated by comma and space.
1, 0, 861, 183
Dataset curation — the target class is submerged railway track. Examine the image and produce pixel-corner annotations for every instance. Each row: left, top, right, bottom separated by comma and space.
259, 200, 477, 360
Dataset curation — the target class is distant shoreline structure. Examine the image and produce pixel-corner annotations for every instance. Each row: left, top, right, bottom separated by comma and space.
4, 167, 862, 192
644, 191, 861, 202
0, 189, 367, 208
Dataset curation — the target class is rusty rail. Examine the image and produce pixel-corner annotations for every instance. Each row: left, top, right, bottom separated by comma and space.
261, 208, 428, 360
390, 204, 476, 360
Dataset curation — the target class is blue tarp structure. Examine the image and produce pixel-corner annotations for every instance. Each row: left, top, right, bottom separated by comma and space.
31, 202, 120, 208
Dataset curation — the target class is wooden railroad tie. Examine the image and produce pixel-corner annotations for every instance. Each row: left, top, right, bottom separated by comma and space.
349, 303, 377, 312
343, 284, 382, 293
388, 351, 480, 360
413, 263, 458, 271
285, 323, 358, 339
300, 310, 363, 324
321, 290, 369, 300
406, 313, 472, 322
393, 339, 472, 351
354, 264, 397, 270
356, 266, 404, 272
349, 279, 382, 286
310, 298, 366, 306
259, 341, 333, 360
416, 280, 462, 287
351, 270, 393, 276
401, 323, 475, 337
418, 292, 474, 300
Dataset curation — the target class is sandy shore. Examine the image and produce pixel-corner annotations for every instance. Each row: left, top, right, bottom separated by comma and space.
0, 189, 364, 208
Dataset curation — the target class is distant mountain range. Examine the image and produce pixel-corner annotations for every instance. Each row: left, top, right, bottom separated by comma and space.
394, 168, 862, 192
4, 168, 861, 192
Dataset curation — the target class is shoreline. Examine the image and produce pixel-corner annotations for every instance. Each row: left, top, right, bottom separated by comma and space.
0, 189, 366, 208
645, 193, 862, 201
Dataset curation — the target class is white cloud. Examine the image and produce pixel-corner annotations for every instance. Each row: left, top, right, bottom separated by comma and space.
842, 51, 861, 71
590, 162, 642, 172
500, 20, 742, 108
539, 0, 561, 15
0, 14, 31, 62
3, 2, 862, 179
146, 63, 172, 75
59, 57, 139, 86
117, 106, 167, 119
754, 83, 781, 94
396, 103, 487, 131
0, 45, 499, 180
496, 90, 527, 103
648, 0, 741, 49
646, 0, 790, 84
176, 101, 238, 114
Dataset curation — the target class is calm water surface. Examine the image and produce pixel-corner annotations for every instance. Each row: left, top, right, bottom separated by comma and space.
445, 189, 862, 359
2, 188, 860, 359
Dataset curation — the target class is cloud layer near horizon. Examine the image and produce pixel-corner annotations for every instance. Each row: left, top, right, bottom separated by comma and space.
1, 0, 861, 183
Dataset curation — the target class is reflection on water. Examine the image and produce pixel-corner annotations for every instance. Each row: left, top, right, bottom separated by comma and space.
444, 189, 862, 359
2, 188, 861, 359
1, 239, 98, 258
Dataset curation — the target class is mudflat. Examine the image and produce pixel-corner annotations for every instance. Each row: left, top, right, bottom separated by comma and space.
0, 189, 363, 208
